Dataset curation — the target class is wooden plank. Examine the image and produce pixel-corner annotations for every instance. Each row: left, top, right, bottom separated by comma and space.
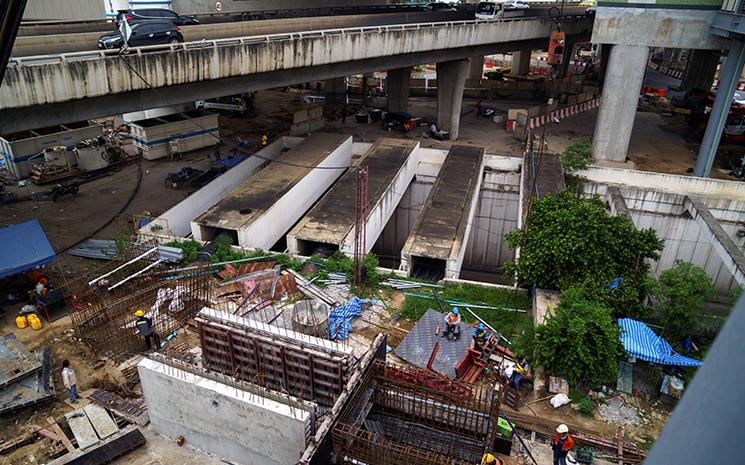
65, 410, 99, 450
83, 404, 119, 440
48, 417, 75, 453
47, 428, 146, 465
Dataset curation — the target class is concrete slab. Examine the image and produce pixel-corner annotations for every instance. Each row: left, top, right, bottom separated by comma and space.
192, 133, 352, 249
0, 347, 54, 415
0, 333, 41, 388
395, 309, 471, 378
65, 409, 100, 450
288, 138, 420, 256
401, 145, 484, 280
83, 403, 119, 440
138, 357, 314, 465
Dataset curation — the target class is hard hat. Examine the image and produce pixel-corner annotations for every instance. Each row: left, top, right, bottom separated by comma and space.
557, 424, 569, 434
481, 453, 498, 465
478, 322, 485, 330
135, 310, 144, 317
452, 307, 459, 314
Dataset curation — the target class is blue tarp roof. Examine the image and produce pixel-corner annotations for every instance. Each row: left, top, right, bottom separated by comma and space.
0, 220, 57, 278
618, 318, 703, 367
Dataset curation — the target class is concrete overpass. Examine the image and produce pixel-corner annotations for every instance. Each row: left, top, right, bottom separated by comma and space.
0, 15, 592, 134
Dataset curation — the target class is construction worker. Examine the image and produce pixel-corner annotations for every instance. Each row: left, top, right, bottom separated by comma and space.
552, 424, 575, 465
510, 355, 529, 391
481, 453, 500, 465
441, 307, 461, 341
472, 322, 489, 352
134, 310, 160, 351
61, 360, 80, 403
261, 133, 268, 147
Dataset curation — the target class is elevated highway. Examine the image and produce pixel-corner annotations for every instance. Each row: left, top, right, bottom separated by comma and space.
0, 15, 592, 133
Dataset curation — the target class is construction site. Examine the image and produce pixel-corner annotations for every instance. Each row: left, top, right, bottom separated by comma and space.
4, 0, 745, 462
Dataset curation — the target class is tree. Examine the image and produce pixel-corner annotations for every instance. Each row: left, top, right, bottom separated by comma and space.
650, 260, 715, 344
535, 290, 624, 385
504, 190, 664, 317
560, 139, 593, 173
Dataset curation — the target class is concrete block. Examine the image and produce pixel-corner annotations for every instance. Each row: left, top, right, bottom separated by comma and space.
290, 121, 310, 136
293, 109, 309, 124
508, 109, 528, 120
138, 357, 314, 465
309, 118, 325, 132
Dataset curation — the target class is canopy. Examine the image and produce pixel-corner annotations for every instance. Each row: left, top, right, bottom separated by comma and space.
618, 318, 703, 367
0, 219, 57, 278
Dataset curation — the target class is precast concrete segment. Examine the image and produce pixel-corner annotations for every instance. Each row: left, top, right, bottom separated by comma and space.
437, 59, 469, 140
400, 145, 485, 279
511, 50, 531, 76
287, 138, 420, 256
138, 357, 314, 465
191, 133, 352, 248
387, 67, 411, 113
0, 17, 593, 111
592, 44, 649, 162
684, 195, 745, 286
591, 7, 728, 50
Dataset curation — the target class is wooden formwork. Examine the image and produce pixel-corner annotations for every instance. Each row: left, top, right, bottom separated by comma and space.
196, 310, 352, 408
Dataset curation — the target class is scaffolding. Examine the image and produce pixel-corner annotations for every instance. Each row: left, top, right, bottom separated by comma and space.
331, 359, 501, 465
67, 240, 212, 361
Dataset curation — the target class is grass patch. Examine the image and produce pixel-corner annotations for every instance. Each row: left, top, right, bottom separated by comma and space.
400, 283, 533, 352
570, 388, 595, 417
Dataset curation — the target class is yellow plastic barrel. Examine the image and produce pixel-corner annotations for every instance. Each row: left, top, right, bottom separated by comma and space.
28, 313, 42, 330
16, 314, 28, 329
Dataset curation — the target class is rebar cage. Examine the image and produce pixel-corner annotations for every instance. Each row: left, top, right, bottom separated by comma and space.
67, 240, 212, 361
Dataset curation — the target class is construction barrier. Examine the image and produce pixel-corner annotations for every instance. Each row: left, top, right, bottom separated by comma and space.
648, 61, 684, 79
527, 98, 601, 129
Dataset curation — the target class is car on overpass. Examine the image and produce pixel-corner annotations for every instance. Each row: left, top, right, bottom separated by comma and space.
425, 2, 459, 12
98, 21, 184, 49
114, 9, 199, 28
475, 0, 529, 20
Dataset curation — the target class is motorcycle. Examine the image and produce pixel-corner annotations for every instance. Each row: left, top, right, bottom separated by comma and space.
51, 181, 79, 201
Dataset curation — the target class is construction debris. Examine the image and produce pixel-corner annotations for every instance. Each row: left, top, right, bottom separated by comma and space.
0, 335, 55, 415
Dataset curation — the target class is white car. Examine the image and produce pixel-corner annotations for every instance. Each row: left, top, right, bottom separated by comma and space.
475, 0, 528, 19
502, 0, 530, 10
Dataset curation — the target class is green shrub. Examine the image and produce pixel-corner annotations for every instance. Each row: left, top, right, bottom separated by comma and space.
164, 239, 200, 263
577, 397, 594, 417
560, 139, 593, 173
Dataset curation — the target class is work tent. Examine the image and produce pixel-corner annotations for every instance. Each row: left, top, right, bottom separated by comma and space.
618, 318, 703, 367
0, 219, 57, 278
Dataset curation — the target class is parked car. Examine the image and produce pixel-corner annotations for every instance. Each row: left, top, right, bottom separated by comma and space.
98, 21, 184, 49
114, 8, 198, 28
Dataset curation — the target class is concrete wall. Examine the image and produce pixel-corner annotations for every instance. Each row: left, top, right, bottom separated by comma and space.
22, 0, 105, 21
140, 137, 301, 238
174, 0, 387, 15
138, 357, 314, 465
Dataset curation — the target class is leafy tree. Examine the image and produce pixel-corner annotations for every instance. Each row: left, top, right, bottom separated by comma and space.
504, 190, 664, 317
535, 290, 624, 385
650, 260, 715, 343
560, 139, 593, 173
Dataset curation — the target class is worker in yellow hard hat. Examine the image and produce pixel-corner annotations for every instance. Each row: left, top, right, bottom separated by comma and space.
481, 453, 500, 465
134, 309, 160, 351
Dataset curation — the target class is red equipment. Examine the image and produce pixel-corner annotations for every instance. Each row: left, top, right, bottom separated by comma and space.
547, 31, 566, 65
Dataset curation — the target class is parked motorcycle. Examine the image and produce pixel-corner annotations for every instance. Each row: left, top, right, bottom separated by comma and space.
51, 181, 79, 201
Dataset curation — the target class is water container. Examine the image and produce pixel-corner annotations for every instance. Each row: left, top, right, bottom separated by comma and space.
16, 314, 28, 329
28, 313, 43, 330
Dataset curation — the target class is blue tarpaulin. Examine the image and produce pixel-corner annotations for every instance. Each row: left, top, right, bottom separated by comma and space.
329, 298, 373, 341
618, 318, 703, 367
0, 220, 57, 278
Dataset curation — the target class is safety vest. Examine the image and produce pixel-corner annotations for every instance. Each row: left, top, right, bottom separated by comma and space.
515, 361, 527, 375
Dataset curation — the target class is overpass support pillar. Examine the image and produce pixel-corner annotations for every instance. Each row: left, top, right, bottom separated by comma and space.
469, 55, 485, 80
682, 49, 720, 93
557, 43, 577, 78
387, 67, 411, 113
437, 59, 469, 140
511, 51, 531, 76
694, 40, 745, 177
598, 44, 612, 84
592, 44, 650, 162
325, 77, 346, 105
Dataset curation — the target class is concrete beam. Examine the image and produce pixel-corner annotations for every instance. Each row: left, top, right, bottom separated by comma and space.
592, 7, 729, 50
437, 59, 469, 140
468, 54, 484, 80
0, 34, 592, 132
605, 185, 633, 221
592, 44, 649, 162
386, 67, 411, 113
684, 195, 745, 286
511, 50, 531, 76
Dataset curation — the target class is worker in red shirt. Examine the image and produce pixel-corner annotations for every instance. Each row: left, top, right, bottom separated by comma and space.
552, 424, 575, 465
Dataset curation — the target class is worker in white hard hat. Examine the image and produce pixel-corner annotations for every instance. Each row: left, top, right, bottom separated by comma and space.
552, 424, 575, 465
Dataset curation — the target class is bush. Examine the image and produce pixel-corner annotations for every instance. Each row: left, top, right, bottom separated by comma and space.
650, 260, 715, 344
504, 190, 664, 317
164, 239, 200, 263
577, 397, 595, 417
535, 290, 624, 385
560, 139, 593, 173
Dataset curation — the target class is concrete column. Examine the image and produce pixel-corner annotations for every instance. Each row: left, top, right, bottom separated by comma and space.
324, 77, 346, 104
694, 40, 745, 177
386, 67, 411, 113
511, 51, 531, 76
436, 59, 469, 141
682, 49, 720, 92
469, 55, 485, 80
592, 44, 650, 162
598, 44, 612, 84
557, 43, 576, 78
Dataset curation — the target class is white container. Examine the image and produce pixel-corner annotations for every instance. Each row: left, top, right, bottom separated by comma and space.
129, 110, 219, 160
75, 142, 111, 172
43, 146, 76, 167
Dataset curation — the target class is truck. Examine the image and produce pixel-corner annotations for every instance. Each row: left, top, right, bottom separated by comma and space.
195, 93, 256, 117
475, 0, 529, 20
